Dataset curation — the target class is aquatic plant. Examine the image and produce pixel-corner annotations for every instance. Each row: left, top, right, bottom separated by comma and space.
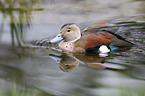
0, 0, 42, 47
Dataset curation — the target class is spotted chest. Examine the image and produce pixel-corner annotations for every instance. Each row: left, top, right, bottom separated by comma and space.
58, 41, 74, 52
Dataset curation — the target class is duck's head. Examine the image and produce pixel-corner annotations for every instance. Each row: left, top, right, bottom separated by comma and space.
49, 23, 81, 43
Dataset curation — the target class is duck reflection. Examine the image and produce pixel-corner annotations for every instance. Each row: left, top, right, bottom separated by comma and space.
49, 53, 79, 72
49, 53, 110, 72
75, 53, 109, 69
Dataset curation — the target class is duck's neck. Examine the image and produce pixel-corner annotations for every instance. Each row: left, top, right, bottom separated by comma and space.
69, 34, 81, 43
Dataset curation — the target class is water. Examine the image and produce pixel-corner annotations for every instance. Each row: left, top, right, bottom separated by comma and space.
0, 0, 145, 96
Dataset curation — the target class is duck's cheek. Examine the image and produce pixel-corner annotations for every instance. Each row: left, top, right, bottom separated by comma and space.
49, 33, 63, 43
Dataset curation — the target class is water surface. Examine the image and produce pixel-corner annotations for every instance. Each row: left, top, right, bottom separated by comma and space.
0, 0, 145, 96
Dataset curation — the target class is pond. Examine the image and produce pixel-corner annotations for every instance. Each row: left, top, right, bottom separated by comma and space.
0, 0, 145, 96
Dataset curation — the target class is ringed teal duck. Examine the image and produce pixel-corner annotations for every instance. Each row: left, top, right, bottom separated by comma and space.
49, 23, 134, 54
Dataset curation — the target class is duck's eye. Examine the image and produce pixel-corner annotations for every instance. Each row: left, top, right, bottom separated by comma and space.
67, 29, 71, 32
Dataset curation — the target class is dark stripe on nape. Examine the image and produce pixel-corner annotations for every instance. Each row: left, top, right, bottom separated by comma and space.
60, 23, 75, 30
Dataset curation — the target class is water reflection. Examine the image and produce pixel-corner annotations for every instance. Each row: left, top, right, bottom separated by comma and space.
49, 52, 120, 72
0, 59, 41, 96
0, 0, 145, 96
49, 53, 79, 72
0, 0, 42, 47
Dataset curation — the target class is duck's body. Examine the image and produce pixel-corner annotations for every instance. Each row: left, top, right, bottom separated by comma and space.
49, 23, 134, 54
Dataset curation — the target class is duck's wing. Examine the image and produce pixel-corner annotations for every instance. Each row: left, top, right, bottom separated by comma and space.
84, 35, 112, 50
104, 30, 134, 47
82, 30, 134, 47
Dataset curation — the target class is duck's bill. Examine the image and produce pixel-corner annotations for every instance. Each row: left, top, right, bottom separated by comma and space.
49, 33, 63, 43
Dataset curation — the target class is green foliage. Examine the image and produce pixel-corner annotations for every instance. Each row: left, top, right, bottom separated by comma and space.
119, 85, 145, 96
0, 0, 42, 47
0, 81, 54, 96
